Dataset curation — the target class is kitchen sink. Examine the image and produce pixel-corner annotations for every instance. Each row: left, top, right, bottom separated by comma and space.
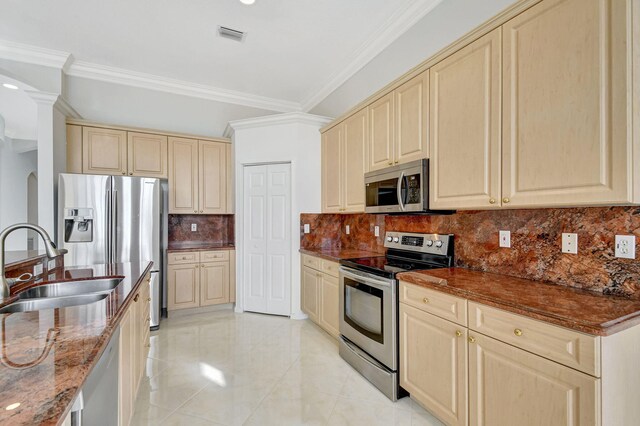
17, 278, 123, 300
0, 293, 109, 314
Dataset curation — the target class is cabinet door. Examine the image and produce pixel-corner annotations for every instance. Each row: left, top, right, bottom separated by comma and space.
167, 264, 200, 310
318, 274, 339, 338
368, 92, 395, 171
400, 304, 467, 426
168, 137, 199, 214
131, 291, 142, 396
119, 308, 133, 426
127, 132, 168, 178
200, 262, 230, 306
429, 28, 502, 210
199, 140, 228, 214
66, 124, 82, 173
321, 125, 343, 213
82, 127, 127, 175
395, 71, 429, 165
469, 333, 599, 426
343, 108, 368, 212
502, 0, 630, 207
301, 266, 320, 322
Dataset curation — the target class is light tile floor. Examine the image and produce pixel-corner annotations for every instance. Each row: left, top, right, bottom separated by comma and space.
132, 309, 445, 426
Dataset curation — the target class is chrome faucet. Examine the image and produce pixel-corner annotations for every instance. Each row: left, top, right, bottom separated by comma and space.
0, 223, 67, 301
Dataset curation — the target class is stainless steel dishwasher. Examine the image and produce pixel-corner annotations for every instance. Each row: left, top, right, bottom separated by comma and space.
70, 327, 119, 426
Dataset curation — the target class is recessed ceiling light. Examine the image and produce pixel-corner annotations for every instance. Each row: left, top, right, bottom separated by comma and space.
239, 0, 255, 4
2, 83, 18, 90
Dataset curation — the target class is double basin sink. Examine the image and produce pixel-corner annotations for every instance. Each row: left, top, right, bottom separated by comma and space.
0, 278, 123, 314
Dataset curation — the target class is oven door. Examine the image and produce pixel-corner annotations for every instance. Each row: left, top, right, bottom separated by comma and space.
339, 267, 397, 369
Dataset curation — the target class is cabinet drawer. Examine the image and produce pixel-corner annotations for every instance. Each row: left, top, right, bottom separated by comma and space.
321, 260, 340, 278
168, 251, 200, 265
468, 302, 600, 377
302, 254, 322, 271
201, 250, 229, 262
400, 281, 467, 326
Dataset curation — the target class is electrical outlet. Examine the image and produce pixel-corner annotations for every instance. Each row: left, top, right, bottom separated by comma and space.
345, 225, 350, 235
33, 263, 43, 276
191, 223, 197, 232
374, 226, 380, 237
304, 224, 310, 234
615, 235, 636, 259
562, 233, 578, 254
499, 230, 511, 248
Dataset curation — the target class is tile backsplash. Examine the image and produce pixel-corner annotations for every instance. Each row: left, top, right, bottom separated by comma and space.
169, 214, 234, 245
301, 206, 640, 298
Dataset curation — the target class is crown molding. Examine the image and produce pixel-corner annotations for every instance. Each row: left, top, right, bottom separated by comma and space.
225, 112, 333, 137
24, 90, 59, 105
55, 97, 82, 118
66, 60, 301, 113
300, 0, 443, 112
0, 39, 72, 71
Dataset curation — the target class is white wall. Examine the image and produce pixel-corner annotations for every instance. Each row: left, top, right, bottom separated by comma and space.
230, 113, 330, 318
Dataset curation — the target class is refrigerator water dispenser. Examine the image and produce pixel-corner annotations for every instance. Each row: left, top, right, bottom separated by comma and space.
64, 208, 94, 242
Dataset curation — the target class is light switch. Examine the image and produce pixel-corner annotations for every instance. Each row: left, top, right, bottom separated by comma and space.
562, 233, 578, 254
191, 223, 197, 232
615, 235, 636, 259
304, 224, 310, 234
499, 230, 511, 248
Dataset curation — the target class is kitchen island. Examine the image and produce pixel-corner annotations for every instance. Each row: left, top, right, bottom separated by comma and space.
0, 261, 152, 425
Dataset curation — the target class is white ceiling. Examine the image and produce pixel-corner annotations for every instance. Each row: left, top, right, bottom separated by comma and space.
0, 75, 37, 140
0, 0, 442, 109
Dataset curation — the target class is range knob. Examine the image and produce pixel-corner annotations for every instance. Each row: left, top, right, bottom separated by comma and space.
386, 236, 393, 242
393, 237, 400, 243
435, 240, 443, 248
425, 240, 434, 247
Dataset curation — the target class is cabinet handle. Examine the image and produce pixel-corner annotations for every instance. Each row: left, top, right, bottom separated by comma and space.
503, 197, 510, 204
489, 198, 496, 204
134, 294, 140, 302
422, 297, 429, 304
514, 328, 523, 336
455, 330, 462, 337
182, 256, 187, 260
468, 336, 476, 343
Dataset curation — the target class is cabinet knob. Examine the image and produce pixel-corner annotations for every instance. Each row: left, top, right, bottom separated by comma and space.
503, 197, 510, 204
514, 328, 523, 336
489, 198, 496, 204
129, 172, 133, 176
388, 161, 393, 165
468, 336, 476, 343
121, 172, 126, 175
147, 298, 151, 302
455, 330, 462, 337
394, 161, 399, 164
422, 297, 429, 304
145, 343, 151, 348
194, 210, 197, 213
200, 210, 203, 213
134, 294, 140, 302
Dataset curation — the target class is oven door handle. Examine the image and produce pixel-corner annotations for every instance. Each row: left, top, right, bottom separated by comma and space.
396, 171, 406, 212
340, 267, 393, 290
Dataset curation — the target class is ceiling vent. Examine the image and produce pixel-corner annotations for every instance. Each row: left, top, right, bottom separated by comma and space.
218, 26, 246, 42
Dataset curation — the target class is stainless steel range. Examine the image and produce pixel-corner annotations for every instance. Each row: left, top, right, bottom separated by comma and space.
338, 231, 454, 401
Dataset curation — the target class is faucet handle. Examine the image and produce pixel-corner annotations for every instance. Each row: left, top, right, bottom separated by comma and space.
7, 272, 34, 286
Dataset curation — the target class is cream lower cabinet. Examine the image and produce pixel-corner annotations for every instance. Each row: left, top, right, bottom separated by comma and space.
167, 250, 235, 311
120, 273, 151, 426
301, 254, 339, 338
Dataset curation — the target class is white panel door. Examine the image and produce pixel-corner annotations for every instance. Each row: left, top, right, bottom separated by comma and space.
243, 163, 292, 315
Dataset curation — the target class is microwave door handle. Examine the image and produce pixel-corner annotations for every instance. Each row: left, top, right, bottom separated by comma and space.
396, 171, 406, 212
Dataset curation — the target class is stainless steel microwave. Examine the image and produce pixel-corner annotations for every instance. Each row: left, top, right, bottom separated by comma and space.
364, 159, 447, 214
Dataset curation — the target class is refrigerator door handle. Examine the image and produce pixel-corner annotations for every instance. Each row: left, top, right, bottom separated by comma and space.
112, 189, 118, 264
105, 190, 111, 264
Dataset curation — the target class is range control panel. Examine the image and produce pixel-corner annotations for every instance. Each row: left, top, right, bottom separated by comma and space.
384, 231, 453, 255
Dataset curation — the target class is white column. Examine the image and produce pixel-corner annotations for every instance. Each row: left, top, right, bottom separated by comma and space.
26, 91, 67, 242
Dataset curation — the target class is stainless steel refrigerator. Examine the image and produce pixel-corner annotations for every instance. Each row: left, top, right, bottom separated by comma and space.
58, 173, 165, 329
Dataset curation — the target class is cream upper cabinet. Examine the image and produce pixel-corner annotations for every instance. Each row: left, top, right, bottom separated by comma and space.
66, 124, 83, 174
395, 71, 429, 165
82, 127, 128, 175
168, 137, 199, 214
199, 140, 228, 214
342, 108, 368, 212
318, 274, 339, 338
400, 303, 468, 426
321, 125, 343, 213
468, 332, 599, 426
368, 92, 395, 171
502, 0, 635, 207
127, 132, 168, 178
429, 28, 502, 210
200, 261, 230, 306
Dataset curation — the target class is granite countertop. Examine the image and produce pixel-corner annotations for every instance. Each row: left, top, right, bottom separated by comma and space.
0, 261, 153, 425
397, 268, 640, 336
299, 247, 384, 262
167, 242, 235, 252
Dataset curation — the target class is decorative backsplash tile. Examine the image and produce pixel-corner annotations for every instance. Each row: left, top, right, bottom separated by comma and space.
169, 214, 235, 245
301, 206, 640, 298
